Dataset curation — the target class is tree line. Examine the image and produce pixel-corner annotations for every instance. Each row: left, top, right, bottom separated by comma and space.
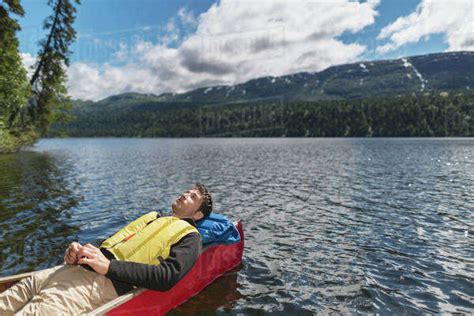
50, 91, 474, 137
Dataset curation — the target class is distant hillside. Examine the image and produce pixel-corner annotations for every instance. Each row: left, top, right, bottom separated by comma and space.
153, 51, 473, 103
49, 51, 474, 137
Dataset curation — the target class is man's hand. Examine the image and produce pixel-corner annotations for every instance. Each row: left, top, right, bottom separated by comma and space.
64, 242, 82, 265
77, 243, 111, 275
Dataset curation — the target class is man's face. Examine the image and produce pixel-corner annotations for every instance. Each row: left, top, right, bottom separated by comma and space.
171, 188, 204, 220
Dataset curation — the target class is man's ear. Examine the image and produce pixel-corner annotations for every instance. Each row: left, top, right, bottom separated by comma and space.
193, 211, 204, 221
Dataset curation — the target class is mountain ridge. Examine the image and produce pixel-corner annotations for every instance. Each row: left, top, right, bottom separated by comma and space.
85, 51, 473, 105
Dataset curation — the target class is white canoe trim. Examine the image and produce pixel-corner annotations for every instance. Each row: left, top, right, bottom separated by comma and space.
0, 271, 34, 285
89, 288, 145, 315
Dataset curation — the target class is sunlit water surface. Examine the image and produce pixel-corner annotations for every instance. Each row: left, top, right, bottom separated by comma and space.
0, 138, 473, 314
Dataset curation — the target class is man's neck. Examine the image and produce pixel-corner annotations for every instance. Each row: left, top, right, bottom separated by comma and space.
171, 211, 194, 222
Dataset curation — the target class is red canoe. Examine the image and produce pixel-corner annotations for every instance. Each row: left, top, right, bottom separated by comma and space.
95, 220, 245, 315
0, 221, 245, 315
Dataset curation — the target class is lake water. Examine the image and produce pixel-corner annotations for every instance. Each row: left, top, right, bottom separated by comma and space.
0, 138, 473, 314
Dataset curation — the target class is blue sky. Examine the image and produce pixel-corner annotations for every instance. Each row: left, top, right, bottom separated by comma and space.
19, 0, 214, 65
15, 0, 473, 100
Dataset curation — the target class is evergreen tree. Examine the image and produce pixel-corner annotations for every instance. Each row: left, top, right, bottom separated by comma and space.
29, 0, 80, 135
0, 0, 33, 152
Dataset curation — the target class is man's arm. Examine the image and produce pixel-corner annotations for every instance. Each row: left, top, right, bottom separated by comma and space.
106, 232, 201, 291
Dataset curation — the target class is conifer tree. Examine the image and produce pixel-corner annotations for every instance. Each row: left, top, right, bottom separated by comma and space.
29, 0, 80, 135
0, 0, 32, 152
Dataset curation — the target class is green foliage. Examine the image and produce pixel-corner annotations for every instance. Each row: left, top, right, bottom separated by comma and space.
0, 0, 79, 153
0, 0, 33, 152
50, 91, 474, 138
0, 128, 38, 153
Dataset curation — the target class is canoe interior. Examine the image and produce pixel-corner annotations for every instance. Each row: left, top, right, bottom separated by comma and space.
0, 271, 34, 294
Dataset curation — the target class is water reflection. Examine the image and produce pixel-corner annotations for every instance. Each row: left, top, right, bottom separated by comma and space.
169, 268, 244, 315
0, 151, 80, 276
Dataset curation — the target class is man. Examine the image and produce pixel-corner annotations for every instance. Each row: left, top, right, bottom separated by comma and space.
0, 183, 213, 315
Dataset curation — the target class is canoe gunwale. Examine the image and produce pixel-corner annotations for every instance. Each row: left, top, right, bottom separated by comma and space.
0, 271, 34, 285
0, 271, 35, 293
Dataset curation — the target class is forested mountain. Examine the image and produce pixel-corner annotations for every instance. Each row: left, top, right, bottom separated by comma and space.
50, 51, 474, 137
51, 91, 474, 137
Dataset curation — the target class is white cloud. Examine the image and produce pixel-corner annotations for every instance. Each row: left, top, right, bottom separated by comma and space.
160, 19, 180, 46
113, 42, 128, 61
165, 20, 176, 33
68, 62, 164, 100
177, 7, 196, 27
67, 0, 380, 101
377, 0, 474, 54
20, 52, 36, 79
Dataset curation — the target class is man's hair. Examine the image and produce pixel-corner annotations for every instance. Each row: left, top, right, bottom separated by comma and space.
194, 183, 212, 218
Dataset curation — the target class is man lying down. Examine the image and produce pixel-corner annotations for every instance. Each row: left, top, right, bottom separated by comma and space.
0, 183, 213, 315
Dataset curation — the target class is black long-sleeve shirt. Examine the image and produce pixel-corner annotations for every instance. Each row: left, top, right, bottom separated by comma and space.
101, 219, 202, 295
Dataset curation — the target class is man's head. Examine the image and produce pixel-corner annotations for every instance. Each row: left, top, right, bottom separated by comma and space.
171, 183, 213, 221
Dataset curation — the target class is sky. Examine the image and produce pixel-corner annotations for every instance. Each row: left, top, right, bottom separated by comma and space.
16, 0, 474, 101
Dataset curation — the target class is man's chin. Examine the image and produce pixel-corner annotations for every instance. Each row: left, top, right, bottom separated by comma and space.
171, 202, 178, 211
172, 212, 184, 219
170, 207, 181, 217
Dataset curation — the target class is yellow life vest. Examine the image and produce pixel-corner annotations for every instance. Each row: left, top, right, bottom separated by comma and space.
100, 212, 198, 265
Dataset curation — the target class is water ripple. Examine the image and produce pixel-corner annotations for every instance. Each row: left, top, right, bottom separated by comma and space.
0, 138, 473, 314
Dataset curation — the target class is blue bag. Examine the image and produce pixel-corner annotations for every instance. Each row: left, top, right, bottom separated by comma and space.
196, 213, 241, 245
